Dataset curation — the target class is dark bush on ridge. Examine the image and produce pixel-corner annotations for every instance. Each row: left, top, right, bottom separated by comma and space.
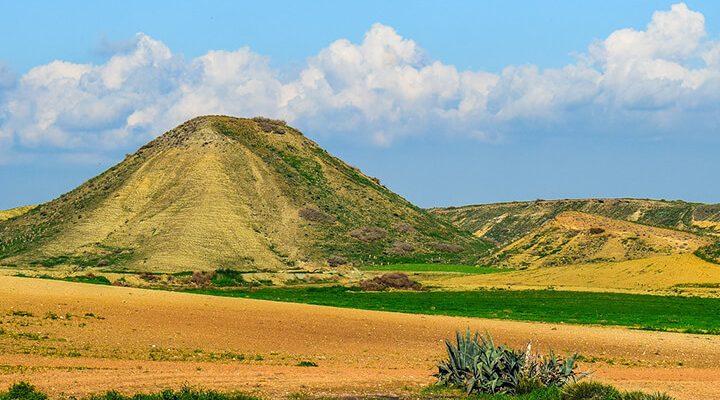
327, 256, 347, 267
428, 241, 464, 253
359, 272, 422, 291
252, 117, 287, 135
349, 226, 387, 242
298, 207, 336, 224
393, 222, 415, 233
387, 241, 415, 255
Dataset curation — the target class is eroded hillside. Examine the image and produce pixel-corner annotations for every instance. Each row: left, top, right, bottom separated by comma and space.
432, 198, 720, 265
0, 116, 490, 272
489, 211, 711, 268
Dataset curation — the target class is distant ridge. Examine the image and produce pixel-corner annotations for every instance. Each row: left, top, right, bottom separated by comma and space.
0, 116, 490, 272
432, 198, 720, 265
0, 206, 35, 222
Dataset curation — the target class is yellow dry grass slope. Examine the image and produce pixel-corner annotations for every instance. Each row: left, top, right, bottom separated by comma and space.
0, 116, 484, 272
428, 253, 720, 294
490, 211, 711, 268
38, 128, 303, 272
0, 206, 35, 221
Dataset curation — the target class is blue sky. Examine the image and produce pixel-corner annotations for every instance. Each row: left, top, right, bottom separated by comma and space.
1, 1, 720, 208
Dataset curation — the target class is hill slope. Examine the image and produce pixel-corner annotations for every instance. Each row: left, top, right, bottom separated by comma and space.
0, 206, 35, 221
489, 211, 711, 268
0, 116, 490, 272
430, 199, 720, 266
431, 198, 720, 247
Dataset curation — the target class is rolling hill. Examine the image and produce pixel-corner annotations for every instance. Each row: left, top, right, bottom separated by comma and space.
431, 198, 720, 246
488, 211, 711, 268
432, 198, 720, 265
0, 116, 490, 272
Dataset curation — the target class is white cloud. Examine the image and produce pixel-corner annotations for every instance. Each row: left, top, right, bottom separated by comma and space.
0, 3, 719, 164
0, 62, 15, 89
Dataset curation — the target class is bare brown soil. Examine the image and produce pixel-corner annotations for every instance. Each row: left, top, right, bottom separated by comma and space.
1, 276, 719, 399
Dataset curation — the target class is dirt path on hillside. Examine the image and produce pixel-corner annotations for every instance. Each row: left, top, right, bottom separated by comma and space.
1, 276, 719, 399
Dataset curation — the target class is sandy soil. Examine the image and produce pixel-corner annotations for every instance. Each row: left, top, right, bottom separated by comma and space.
1, 276, 719, 399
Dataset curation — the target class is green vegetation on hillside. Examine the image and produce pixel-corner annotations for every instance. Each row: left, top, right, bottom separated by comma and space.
0, 116, 491, 271
695, 240, 720, 264
433, 199, 720, 247
183, 286, 720, 334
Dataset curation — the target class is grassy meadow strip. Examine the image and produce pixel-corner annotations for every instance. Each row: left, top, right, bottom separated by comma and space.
184, 286, 720, 334
0, 381, 673, 400
361, 263, 504, 274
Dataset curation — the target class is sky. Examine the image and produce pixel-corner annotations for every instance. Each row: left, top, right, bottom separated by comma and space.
2, 1, 720, 209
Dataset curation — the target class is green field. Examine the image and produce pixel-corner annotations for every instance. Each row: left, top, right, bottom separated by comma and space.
361, 263, 504, 274
184, 286, 720, 334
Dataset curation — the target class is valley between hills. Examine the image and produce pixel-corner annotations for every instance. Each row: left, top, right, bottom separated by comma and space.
2, 116, 720, 399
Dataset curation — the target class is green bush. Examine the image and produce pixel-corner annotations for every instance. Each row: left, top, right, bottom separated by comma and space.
0, 383, 260, 400
620, 391, 674, 400
561, 382, 674, 400
436, 331, 581, 395
562, 382, 620, 400
295, 361, 318, 367
0, 382, 48, 400
88, 387, 260, 400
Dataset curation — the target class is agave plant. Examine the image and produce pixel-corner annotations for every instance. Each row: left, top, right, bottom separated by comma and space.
436, 330, 582, 395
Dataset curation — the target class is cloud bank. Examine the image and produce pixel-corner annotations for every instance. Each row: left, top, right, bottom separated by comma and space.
1, 3, 719, 163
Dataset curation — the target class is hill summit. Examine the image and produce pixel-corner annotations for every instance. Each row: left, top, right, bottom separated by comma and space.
0, 116, 489, 272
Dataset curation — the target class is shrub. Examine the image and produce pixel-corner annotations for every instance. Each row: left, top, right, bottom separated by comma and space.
88, 386, 261, 400
295, 361, 318, 367
298, 207, 336, 224
191, 271, 215, 286
588, 228, 605, 235
0, 382, 48, 400
349, 227, 387, 242
429, 241, 464, 253
359, 272, 421, 291
387, 241, 415, 255
10, 310, 33, 317
394, 222, 416, 233
210, 269, 256, 287
139, 272, 159, 282
562, 381, 620, 400
436, 331, 580, 395
620, 392, 674, 400
327, 256, 347, 267
252, 117, 287, 134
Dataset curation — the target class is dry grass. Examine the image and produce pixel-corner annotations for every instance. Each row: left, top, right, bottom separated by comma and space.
0, 116, 486, 272
427, 253, 720, 295
0, 206, 35, 221
490, 212, 711, 269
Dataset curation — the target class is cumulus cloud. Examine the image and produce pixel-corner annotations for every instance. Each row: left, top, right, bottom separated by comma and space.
0, 62, 15, 89
1, 3, 719, 162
